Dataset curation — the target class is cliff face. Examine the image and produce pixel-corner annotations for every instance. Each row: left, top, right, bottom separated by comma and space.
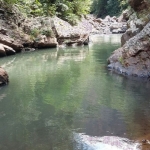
108, 0, 150, 78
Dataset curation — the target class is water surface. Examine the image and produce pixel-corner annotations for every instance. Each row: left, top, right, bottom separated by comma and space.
0, 35, 150, 150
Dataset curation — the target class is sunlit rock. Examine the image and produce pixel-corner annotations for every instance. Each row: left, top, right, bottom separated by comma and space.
0, 43, 16, 57
108, 21, 150, 77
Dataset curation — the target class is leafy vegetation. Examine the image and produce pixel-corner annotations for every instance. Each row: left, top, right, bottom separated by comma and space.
41, 28, 54, 37
1, 0, 129, 23
91, 0, 129, 18
1, 0, 91, 24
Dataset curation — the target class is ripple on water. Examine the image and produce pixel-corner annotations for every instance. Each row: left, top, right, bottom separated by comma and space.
0, 35, 149, 150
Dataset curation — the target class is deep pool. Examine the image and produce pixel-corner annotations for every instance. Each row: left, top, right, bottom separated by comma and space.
0, 35, 149, 150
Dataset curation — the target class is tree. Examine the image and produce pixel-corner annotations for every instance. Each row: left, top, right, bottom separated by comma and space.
91, 0, 129, 18
106, 0, 121, 16
91, 0, 107, 18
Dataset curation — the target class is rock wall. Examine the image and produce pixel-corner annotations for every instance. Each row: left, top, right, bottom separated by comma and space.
108, 0, 150, 78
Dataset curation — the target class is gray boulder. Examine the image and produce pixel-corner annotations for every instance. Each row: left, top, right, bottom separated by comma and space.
0, 67, 9, 85
0, 43, 16, 57
108, 21, 150, 77
34, 35, 58, 48
0, 34, 23, 52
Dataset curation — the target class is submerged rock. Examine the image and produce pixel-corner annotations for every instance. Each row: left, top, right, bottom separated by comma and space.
0, 67, 9, 85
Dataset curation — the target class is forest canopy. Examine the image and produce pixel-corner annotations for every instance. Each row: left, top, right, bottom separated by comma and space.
2, 0, 128, 22
91, 0, 129, 18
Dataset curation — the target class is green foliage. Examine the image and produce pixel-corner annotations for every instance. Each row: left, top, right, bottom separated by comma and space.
41, 28, 54, 37
30, 27, 55, 40
30, 28, 40, 38
3, 0, 91, 23
91, 0, 107, 17
91, 0, 129, 18
119, 56, 124, 65
2, 0, 129, 21
65, 13, 79, 25
3, 0, 18, 4
106, 0, 121, 16
119, 0, 129, 10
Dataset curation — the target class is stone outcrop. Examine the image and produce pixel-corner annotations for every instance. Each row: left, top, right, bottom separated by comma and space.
0, 43, 16, 57
23, 16, 90, 47
86, 14, 127, 35
34, 36, 58, 48
0, 34, 23, 52
49, 16, 90, 46
108, 0, 150, 78
121, 11, 146, 46
0, 67, 9, 85
0, 11, 90, 55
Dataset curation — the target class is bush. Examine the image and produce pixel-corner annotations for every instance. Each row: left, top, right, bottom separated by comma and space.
30, 28, 40, 38
41, 29, 55, 37
65, 13, 79, 25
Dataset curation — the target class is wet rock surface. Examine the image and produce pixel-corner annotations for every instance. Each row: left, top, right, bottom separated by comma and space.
0, 67, 9, 85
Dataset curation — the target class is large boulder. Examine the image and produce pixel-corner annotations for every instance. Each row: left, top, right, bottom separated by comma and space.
52, 17, 90, 45
121, 12, 145, 46
23, 16, 90, 47
118, 10, 131, 22
34, 35, 58, 48
0, 67, 9, 85
108, 21, 150, 77
0, 34, 23, 52
0, 44, 6, 57
107, 0, 150, 78
0, 43, 16, 57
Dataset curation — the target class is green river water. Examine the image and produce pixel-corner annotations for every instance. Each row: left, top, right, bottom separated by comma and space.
0, 35, 150, 150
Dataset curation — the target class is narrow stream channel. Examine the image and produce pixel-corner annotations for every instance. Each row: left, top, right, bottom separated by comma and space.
0, 34, 149, 150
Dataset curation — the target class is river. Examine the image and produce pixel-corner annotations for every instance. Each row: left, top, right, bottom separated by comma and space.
0, 34, 149, 150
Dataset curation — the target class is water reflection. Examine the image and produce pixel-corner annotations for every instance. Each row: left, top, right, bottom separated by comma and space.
90, 34, 122, 44
0, 35, 149, 150
73, 133, 140, 150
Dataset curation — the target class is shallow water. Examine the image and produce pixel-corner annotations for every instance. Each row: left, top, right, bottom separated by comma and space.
0, 34, 150, 150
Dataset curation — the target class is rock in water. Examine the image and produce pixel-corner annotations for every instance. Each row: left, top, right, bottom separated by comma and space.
0, 67, 9, 85
108, 21, 150, 78
108, 0, 150, 78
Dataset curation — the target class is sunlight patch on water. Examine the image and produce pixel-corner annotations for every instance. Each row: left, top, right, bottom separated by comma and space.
74, 133, 140, 150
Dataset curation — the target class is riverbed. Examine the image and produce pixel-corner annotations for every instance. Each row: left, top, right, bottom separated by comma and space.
0, 34, 149, 150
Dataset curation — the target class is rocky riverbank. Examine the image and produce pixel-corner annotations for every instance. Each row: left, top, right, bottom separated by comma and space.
0, 2, 128, 85
0, 2, 128, 58
108, 0, 150, 78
